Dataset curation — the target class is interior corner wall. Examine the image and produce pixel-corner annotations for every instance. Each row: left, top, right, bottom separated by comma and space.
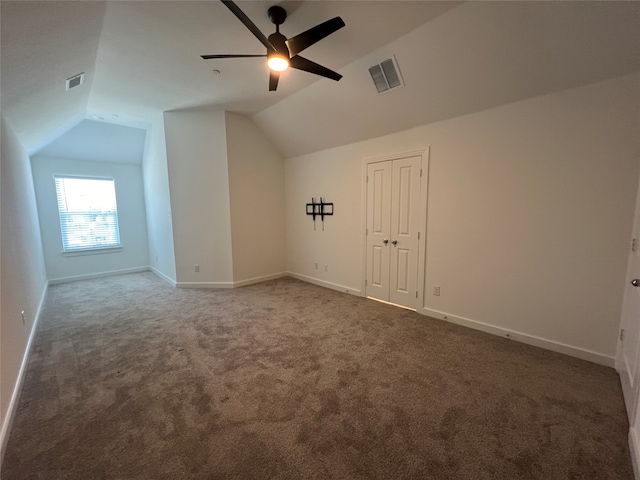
163, 109, 233, 286
30, 156, 150, 282
142, 116, 176, 283
0, 117, 48, 457
225, 112, 286, 283
285, 72, 640, 361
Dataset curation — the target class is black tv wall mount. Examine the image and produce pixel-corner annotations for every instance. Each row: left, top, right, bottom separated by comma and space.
306, 197, 333, 230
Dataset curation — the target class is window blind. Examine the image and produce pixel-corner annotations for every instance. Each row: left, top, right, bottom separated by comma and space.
54, 176, 121, 251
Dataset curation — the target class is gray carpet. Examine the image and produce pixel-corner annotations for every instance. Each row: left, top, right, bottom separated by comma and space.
1, 272, 633, 479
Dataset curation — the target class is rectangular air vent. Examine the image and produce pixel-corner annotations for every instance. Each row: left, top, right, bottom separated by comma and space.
368, 57, 404, 94
65, 73, 84, 91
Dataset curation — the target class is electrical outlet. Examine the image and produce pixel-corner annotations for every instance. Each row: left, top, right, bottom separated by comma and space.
194, 265, 200, 273
433, 285, 441, 296
21, 310, 25, 325
324, 264, 328, 271
314, 262, 319, 270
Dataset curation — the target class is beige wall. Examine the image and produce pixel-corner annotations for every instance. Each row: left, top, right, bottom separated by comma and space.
164, 110, 233, 286
0, 117, 48, 455
225, 112, 286, 283
143, 115, 177, 283
285, 73, 640, 363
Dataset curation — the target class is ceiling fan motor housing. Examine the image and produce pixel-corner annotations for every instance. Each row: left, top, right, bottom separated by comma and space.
267, 6, 287, 26
268, 32, 289, 56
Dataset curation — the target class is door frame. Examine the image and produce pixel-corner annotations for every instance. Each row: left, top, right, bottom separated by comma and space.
360, 148, 430, 309
617, 167, 640, 420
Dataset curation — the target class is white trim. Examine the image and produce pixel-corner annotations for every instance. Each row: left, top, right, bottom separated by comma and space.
176, 281, 234, 289
287, 272, 361, 296
416, 147, 430, 314
421, 307, 614, 367
362, 149, 428, 165
0, 281, 48, 462
233, 272, 287, 288
630, 427, 640, 480
61, 246, 123, 257
149, 266, 176, 287
48, 266, 149, 285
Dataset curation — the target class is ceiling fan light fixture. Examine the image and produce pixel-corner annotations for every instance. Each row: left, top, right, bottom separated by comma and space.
267, 54, 289, 72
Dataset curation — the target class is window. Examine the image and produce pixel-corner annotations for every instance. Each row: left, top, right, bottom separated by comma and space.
54, 176, 121, 252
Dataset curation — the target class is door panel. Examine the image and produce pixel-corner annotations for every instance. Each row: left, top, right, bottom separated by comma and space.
366, 162, 392, 301
395, 248, 410, 292
371, 245, 384, 287
389, 156, 421, 307
619, 172, 640, 421
372, 169, 386, 234
397, 165, 413, 235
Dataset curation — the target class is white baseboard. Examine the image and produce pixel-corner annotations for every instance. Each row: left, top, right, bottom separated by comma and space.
174, 272, 288, 289
176, 281, 234, 289
286, 272, 361, 297
421, 307, 614, 367
0, 281, 48, 462
149, 266, 176, 287
48, 266, 150, 285
233, 272, 287, 288
630, 427, 640, 480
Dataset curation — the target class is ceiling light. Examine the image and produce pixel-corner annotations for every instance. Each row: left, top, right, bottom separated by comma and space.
267, 54, 289, 72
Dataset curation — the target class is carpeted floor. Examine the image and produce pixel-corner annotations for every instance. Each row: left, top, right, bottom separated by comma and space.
1, 272, 633, 479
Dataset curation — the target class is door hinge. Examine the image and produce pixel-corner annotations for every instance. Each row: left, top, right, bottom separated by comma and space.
365, 279, 368, 286
366, 228, 368, 236
366, 175, 369, 183
620, 329, 625, 341
418, 232, 420, 240
415, 291, 418, 298
633, 239, 638, 253
420, 169, 423, 177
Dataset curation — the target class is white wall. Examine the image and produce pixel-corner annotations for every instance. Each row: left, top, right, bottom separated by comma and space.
142, 115, 176, 283
285, 73, 640, 364
163, 109, 233, 286
0, 117, 48, 457
225, 112, 286, 284
30, 156, 150, 282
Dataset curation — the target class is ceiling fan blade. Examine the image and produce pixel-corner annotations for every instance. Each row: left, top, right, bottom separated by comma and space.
290, 56, 342, 82
221, 0, 276, 54
201, 54, 266, 59
269, 71, 280, 91
285, 17, 345, 57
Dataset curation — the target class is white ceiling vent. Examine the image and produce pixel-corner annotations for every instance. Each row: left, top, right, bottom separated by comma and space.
368, 57, 404, 94
65, 73, 84, 91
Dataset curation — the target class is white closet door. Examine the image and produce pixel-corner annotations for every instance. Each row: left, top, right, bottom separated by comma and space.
366, 161, 392, 302
389, 156, 421, 307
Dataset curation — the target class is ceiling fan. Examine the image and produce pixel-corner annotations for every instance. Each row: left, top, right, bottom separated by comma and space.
201, 0, 345, 91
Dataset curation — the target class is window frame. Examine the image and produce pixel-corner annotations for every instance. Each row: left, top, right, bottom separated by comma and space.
54, 175, 122, 254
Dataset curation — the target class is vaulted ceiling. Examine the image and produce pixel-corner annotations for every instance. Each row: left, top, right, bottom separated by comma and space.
2, 1, 639, 158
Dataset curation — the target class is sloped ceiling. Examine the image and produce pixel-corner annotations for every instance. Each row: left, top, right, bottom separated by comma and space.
1, 0, 460, 155
2, 1, 639, 159
36, 120, 146, 164
254, 1, 640, 158
1, 1, 106, 153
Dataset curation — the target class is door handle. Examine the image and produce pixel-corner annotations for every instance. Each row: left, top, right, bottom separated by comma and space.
391, 240, 398, 245
383, 238, 389, 245
632, 279, 640, 287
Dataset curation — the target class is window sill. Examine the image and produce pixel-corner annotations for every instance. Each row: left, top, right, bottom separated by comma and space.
61, 246, 123, 257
